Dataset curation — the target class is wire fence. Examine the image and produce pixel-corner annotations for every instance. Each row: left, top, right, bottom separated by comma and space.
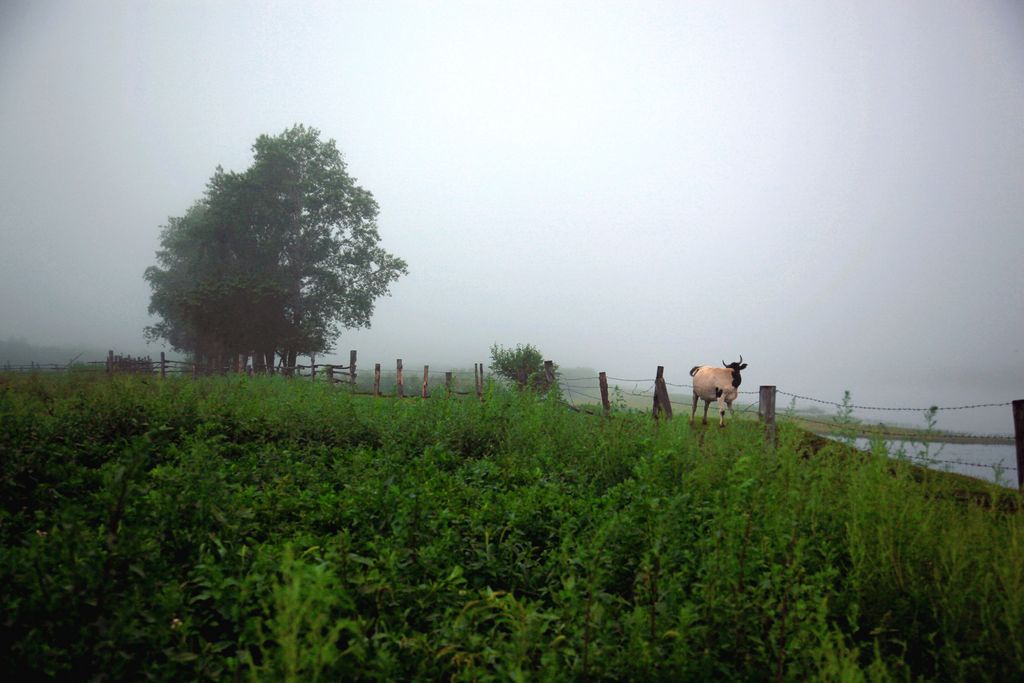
555, 373, 1020, 488
774, 389, 1013, 413
557, 375, 1014, 434
4, 354, 1019, 487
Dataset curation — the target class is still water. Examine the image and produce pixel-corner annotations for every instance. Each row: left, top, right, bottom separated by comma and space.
847, 438, 1019, 488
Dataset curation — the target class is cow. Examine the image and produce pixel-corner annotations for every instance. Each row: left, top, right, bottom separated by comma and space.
689, 355, 748, 427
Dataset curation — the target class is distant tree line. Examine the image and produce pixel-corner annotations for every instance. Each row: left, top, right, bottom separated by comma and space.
144, 125, 407, 372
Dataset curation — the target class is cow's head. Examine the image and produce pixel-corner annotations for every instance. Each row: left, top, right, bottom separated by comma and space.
721, 355, 747, 387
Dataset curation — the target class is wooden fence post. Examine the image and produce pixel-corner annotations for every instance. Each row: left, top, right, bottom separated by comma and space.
396, 359, 404, 398
349, 350, 357, 386
160, 352, 166, 379
759, 385, 777, 446
445, 371, 453, 394
1013, 400, 1024, 491
422, 365, 430, 398
599, 372, 610, 415
652, 366, 673, 420
107, 350, 114, 374
374, 363, 381, 396
544, 361, 555, 391
476, 363, 485, 402
326, 365, 334, 384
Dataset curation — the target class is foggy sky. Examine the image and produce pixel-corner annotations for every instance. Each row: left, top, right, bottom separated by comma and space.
1, 0, 1022, 433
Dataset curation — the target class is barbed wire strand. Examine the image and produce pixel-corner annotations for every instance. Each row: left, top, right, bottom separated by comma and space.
869, 448, 1016, 473
777, 390, 1013, 412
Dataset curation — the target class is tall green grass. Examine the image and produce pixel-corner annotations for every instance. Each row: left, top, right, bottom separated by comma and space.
1, 373, 1021, 680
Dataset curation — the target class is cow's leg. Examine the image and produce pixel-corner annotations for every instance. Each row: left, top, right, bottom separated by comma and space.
716, 388, 726, 427
702, 399, 710, 425
691, 392, 699, 423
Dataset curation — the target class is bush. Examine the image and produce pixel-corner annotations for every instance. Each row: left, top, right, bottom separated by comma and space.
488, 343, 557, 391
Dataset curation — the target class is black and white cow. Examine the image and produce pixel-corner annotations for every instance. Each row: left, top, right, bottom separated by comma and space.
689, 356, 748, 427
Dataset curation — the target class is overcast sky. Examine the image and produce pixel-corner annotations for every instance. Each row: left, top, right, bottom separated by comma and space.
1, 0, 1022, 432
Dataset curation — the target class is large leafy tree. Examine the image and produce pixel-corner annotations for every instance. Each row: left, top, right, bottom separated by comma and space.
145, 125, 407, 371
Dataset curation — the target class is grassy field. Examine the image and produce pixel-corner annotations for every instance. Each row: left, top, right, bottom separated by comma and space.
1, 373, 1022, 681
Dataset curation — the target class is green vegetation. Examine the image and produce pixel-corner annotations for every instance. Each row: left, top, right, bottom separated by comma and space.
489, 343, 557, 391
1, 373, 1022, 680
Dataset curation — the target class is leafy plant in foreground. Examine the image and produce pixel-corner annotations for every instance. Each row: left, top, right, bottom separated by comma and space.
0, 373, 1021, 681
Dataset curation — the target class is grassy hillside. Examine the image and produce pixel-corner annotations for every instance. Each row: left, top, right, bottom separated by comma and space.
1, 373, 1021, 680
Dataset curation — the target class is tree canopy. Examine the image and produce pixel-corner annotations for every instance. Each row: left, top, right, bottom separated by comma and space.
144, 125, 407, 371
489, 343, 558, 391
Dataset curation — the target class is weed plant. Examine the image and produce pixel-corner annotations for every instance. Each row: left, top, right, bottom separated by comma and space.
1, 373, 1021, 681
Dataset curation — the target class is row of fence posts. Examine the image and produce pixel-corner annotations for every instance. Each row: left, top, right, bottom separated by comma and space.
104, 348, 483, 399
364, 359, 488, 401
321, 353, 483, 396
106, 349, 359, 381
106, 350, 161, 376
644, 368, 1021, 491
100, 350, 1024, 492
106, 350, 204, 379
342, 357, 544, 400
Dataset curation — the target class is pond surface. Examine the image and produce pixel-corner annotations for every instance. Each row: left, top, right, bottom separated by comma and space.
846, 437, 1019, 489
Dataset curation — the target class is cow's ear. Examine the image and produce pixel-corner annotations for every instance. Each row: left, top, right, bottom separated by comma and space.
739, 363, 748, 370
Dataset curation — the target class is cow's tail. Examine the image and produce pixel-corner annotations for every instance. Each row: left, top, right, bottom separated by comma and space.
689, 366, 701, 377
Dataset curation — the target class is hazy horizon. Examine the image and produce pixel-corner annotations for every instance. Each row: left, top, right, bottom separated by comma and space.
2, 1, 1022, 434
